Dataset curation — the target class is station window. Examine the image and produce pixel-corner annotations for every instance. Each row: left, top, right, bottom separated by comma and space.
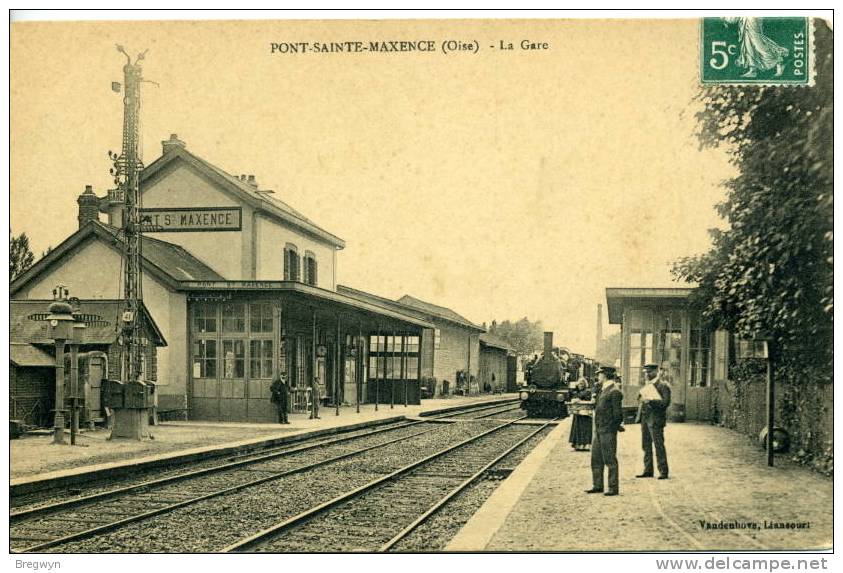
689, 321, 711, 387
249, 339, 274, 379
303, 251, 318, 286
222, 303, 246, 333
367, 333, 419, 381
249, 303, 274, 333
193, 303, 217, 334
406, 356, 419, 380
193, 339, 217, 378
628, 309, 654, 385
284, 244, 300, 281
222, 339, 246, 379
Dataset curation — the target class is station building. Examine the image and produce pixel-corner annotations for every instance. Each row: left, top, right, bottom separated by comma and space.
11, 135, 504, 423
337, 286, 488, 396
605, 287, 729, 421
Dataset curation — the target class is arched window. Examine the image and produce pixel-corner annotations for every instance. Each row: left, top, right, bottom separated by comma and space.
303, 251, 318, 286
283, 243, 300, 281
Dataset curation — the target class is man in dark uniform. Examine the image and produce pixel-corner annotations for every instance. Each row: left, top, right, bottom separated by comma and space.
636, 363, 672, 479
270, 373, 290, 424
586, 366, 625, 496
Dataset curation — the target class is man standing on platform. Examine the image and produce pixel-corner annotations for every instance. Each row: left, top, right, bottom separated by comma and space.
270, 373, 290, 424
586, 366, 624, 496
310, 375, 321, 419
636, 363, 671, 480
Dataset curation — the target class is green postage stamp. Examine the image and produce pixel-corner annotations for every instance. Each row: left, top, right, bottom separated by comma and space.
700, 17, 813, 85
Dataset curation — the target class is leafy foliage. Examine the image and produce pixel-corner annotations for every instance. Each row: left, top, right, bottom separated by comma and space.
487, 317, 545, 357
672, 21, 833, 364
10, 228, 35, 282
595, 331, 622, 366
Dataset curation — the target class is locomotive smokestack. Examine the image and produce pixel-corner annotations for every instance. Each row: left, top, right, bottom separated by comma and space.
543, 332, 554, 355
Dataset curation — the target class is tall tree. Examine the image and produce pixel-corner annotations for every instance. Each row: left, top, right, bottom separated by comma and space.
672, 21, 832, 364
488, 317, 546, 357
10, 229, 35, 282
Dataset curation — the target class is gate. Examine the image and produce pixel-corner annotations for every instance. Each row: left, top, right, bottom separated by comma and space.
291, 387, 312, 414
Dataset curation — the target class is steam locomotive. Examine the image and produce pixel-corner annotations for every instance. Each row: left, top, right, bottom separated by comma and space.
519, 331, 600, 418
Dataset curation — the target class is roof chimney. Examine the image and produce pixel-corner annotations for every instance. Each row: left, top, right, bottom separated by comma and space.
247, 175, 258, 188
77, 185, 100, 228
162, 133, 185, 155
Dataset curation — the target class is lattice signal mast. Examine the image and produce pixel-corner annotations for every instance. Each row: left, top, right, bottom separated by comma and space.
109, 45, 149, 384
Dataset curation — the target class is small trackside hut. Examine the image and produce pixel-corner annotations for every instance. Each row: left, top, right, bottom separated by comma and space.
605, 287, 730, 422
10, 299, 166, 428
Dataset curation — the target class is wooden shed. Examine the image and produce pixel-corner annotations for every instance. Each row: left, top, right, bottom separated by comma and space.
606, 287, 729, 422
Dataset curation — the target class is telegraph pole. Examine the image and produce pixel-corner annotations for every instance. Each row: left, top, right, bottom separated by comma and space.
111, 45, 146, 386
107, 46, 155, 439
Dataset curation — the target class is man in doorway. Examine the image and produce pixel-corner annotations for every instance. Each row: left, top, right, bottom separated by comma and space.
586, 366, 624, 496
636, 363, 672, 479
270, 373, 290, 424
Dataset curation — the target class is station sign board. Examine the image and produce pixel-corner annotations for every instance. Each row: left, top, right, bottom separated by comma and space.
140, 207, 242, 232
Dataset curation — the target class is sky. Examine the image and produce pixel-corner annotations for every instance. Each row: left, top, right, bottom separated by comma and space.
10, 18, 735, 356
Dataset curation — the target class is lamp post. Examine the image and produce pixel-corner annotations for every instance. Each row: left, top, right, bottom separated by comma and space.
68, 310, 87, 445
46, 285, 74, 445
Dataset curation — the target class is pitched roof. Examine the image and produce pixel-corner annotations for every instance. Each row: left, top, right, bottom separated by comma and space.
479, 333, 513, 353
336, 287, 484, 332
10, 221, 224, 296
10, 343, 55, 367
10, 299, 166, 347
141, 146, 345, 248
396, 295, 485, 332
96, 222, 224, 282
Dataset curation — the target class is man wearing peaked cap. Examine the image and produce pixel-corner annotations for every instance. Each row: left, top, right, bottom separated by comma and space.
636, 363, 672, 479
585, 365, 624, 496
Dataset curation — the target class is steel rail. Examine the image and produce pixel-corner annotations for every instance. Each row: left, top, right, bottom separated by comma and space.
469, 404, 523, 419
12, 420, 411, 522
379, 417, 557, 551
222, 415, 529, 553
15, 422, 442, 554
441, 400, 520, 419
12, 399, 513, 522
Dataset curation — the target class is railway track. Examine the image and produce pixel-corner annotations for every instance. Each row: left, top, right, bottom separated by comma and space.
12, 399, 516, 513
224, 415, 554, 553
11, 400, 518, 553
440, 402, 522, 420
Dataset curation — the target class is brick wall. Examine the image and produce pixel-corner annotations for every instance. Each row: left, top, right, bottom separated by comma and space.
10, 365, 54, 427
432, 323, 479, 393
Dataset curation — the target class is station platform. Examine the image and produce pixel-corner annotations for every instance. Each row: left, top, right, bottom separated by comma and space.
11, 394, 516, 489
447, 418, 832, 552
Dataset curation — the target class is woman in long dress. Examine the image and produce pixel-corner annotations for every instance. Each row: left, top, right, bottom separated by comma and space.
568, 379, 594, 451
726, 17, 789, 77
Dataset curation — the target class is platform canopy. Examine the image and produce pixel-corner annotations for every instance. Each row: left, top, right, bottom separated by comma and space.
181, 280, 435, 332
605, 287, 694, 324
